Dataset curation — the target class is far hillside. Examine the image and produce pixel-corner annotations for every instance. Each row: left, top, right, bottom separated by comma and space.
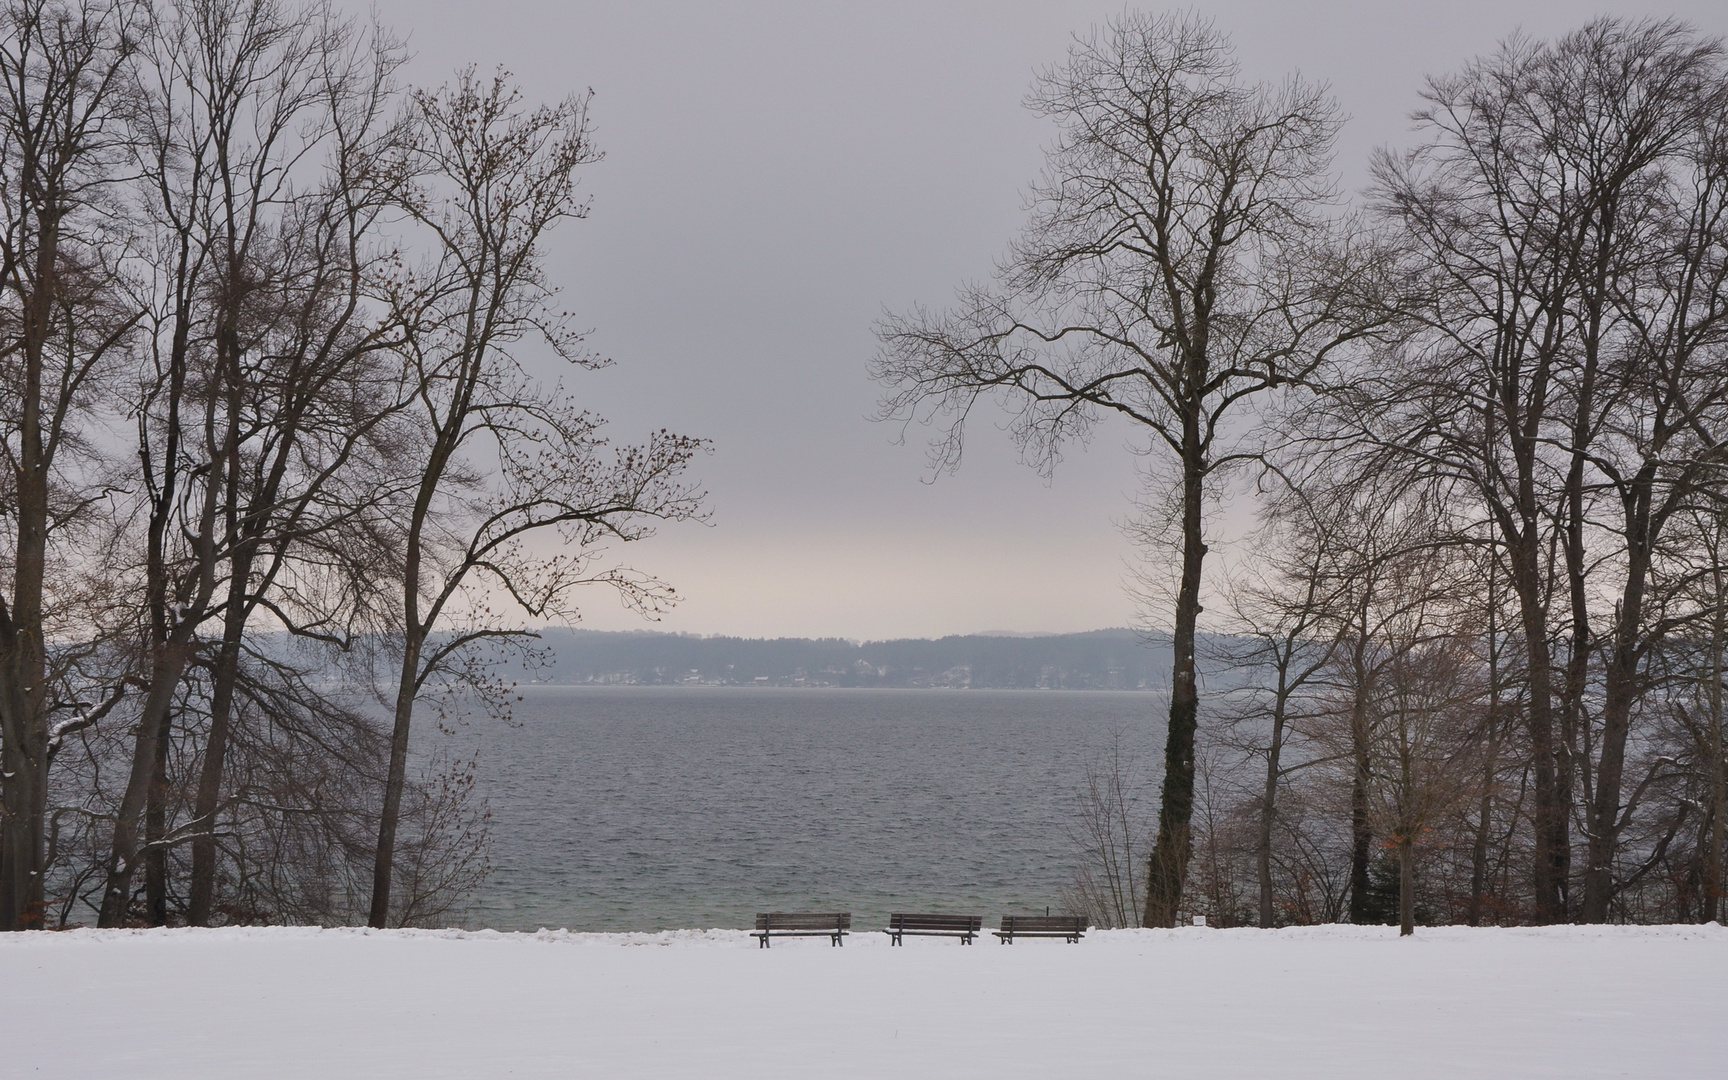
508, 628, 1171, 689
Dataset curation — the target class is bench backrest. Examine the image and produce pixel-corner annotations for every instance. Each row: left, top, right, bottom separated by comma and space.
888, 913, 983, 932
756, 912, 851, 931
999, 915, 1087, 933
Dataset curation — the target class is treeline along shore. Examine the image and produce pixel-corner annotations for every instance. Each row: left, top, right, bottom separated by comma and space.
507, 629, 1174, 690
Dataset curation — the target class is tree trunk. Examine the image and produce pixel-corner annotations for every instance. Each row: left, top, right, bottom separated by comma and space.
1469, 578, 1504, 927
1468, 725, 1502, 926
1708, 584, 1727, 924
186, 622, 241, 919
1709, 731, 1726, 925
1143, 439, 1205, 928
0, 209, 61, 932
0, 441, 48, 932
1398, 835, 1414, 937
1347, 634, 1374, 924
144, 697, 173, 926
1467, 789, 1492, 926
1580, 495, 1655, 922
187, 573, 250, 926
1558, 270, 1606, 923
1257, 643, 1295, 928
98, 649, 192, 927
1257, 707, 1283, 928
369, 632, 423, 928
0, 688, 43, 931
1506, 537, 1568, 923
1580, 653, 1637, 923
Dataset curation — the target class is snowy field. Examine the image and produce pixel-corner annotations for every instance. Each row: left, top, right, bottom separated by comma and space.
4, 924, 1724, 1079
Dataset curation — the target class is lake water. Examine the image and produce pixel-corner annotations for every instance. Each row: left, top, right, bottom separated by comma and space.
452, 687, 1165, 932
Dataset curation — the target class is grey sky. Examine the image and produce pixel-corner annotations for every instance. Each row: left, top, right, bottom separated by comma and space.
362, 1, 1728, 639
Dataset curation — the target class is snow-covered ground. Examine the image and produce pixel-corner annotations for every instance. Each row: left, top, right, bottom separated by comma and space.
4, 923, 1723, 1078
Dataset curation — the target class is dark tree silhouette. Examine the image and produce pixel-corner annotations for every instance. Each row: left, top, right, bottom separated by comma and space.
874, 12, 1383, 925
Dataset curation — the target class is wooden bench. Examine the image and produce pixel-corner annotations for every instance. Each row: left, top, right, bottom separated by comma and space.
885, 913, 983, 945
753, 912, 850, 948
993, 914, 1086, 943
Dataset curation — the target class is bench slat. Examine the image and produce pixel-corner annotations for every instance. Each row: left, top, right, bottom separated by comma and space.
888, 914, 983, 930
753, 912, 852, 947
998, 916, 1086, 930
884, 912, 983, 944
755, 912, 851, 930
994, 914, 1087, 943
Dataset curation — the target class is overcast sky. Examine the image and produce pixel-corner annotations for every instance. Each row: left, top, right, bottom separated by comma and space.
358, 1, 1728, 640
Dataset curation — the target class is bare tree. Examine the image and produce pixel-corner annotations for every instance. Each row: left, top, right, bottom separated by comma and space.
1462, 549, 1524, 926
1061, 729, 1153, 928
1572, 33, 1728, 921
365, 70, 705, 928
1363, 17, 1728, 922
0, 0, 139, 931
179, 5, 413, 928
0, 0, 698, 934
1210, 486, 1348, 927
1693, 516, 1728, 923
1643, 506, 1728, 923
95, 0, 413, 927
873, 11, 1384, 927
1362, 572, 1483, 937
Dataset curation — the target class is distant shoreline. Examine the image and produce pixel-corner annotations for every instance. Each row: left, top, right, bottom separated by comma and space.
509, 682, 1168, 692
500, 627, 1174, 691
